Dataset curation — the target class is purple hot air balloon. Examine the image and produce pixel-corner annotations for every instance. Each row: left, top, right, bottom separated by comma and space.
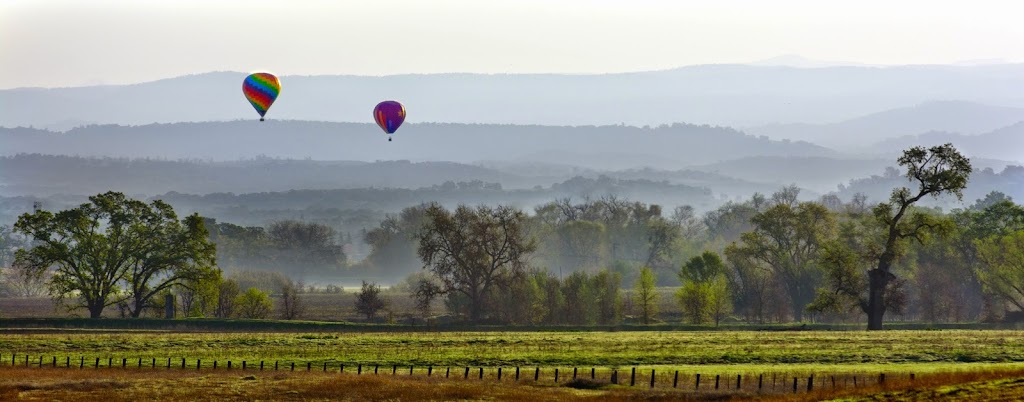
373, 101, 406, 141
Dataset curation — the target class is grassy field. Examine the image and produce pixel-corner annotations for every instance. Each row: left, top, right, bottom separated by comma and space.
2, 330, 1024, 400
2, 365, 1024, 401
2, 330, 1023, 369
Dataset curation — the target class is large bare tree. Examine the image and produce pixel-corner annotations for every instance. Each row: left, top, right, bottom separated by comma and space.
416, 204, 536, 322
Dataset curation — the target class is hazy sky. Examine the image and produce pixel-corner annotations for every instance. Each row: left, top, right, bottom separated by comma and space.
2, 0, 1022, 88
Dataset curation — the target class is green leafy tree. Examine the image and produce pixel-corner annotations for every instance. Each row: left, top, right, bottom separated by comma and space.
976, 231, 1024, 312
13, 192, 216, 318
554, 220, 609, 272
706, 275, 732, 326
176, 269, 223, 318
634, 266, 659, 324
122, 212, 217, 317
363, 205, 431, 277
864, 144, 971, 330
591, 268, 623, 325
727, 198, 834, 321
561, 271, 594, 325
677, 251, 732, 325
215, 279, 241, 318
417, 204, 536, 322
267, 220, 346, 275
235, 287, 273, 319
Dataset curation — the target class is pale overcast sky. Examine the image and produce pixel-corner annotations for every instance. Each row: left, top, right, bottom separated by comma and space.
1, 0, 1022, 88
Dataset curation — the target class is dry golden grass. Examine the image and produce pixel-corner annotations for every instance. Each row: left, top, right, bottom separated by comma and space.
0, 366, 716, 401
3, 366, 1024, 401
757, 368, 1024, 401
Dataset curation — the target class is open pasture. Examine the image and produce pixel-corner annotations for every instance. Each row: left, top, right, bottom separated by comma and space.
2, 330, 1023, 369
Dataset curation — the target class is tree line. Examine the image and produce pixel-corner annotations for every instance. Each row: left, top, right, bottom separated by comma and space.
6, 144, 1024, 329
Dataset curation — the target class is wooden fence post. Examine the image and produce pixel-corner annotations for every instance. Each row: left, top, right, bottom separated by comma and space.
464, 367, 470, 379
260, 361, 265, 371
534, 367, 539, 381
290, 362, 294, 371
479, 367, 483, 380
737, 374, 741, 390
228, 361, 232, 370
213, 361, 217, 370
807, 374, 813, 392
428, 366, 432, 376
95, 358, 100, 368
591, 367, 595, 380
673, 371, 679, 388
446, 367, 450, 378
306, 362, 311, 371
879, 373, 885, 385
323, 362, 327, 372
792, 377, 797, 393
80, 356, 85, 369
695, 373, 700, 390
242, 361, 246, 370
374, 365, 378, 374
393, 365, 397, 375
409, 366, 413, 375
573, 367, 577, 380
650, 369, 656, 388
515, 367, 520, 381
197, 359, 201, 370
630, 367, 636, 386
612, 370, 618, 385
181, 358, 185, 369
555, 368, 559, 383
498, 367, 502, 380
759, 374, 763, 390
715, 374, 719, 390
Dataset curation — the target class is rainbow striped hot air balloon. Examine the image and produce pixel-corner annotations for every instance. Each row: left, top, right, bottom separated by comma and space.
242, 72, 281, 121
373, 100, 406, 142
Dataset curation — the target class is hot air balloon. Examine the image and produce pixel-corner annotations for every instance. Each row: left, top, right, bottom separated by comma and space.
373, 100, 406, 141
242, 72, 281, 121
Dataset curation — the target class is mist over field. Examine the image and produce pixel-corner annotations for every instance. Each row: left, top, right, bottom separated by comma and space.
7, 3, 1024, 400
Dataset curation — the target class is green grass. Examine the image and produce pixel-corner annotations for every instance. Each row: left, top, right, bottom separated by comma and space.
2, 330, 1024, 370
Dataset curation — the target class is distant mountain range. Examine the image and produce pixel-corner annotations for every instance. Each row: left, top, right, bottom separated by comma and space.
0, 121, 830, 169
3, 64, 1023, 130
745, 101, 1024, 149
864, 122, 1024, 163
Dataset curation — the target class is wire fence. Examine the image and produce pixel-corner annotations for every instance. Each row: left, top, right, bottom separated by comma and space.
2, 352, 914, 395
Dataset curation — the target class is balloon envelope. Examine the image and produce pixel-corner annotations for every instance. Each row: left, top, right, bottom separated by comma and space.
243, 73, 281, 120
373, 101, 406, 134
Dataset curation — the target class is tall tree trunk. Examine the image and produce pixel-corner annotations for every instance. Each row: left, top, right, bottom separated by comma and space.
867, 269, 890, 330
469, 287, 481, 322
131, 298, 145, 318
88, 302, 104, 319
